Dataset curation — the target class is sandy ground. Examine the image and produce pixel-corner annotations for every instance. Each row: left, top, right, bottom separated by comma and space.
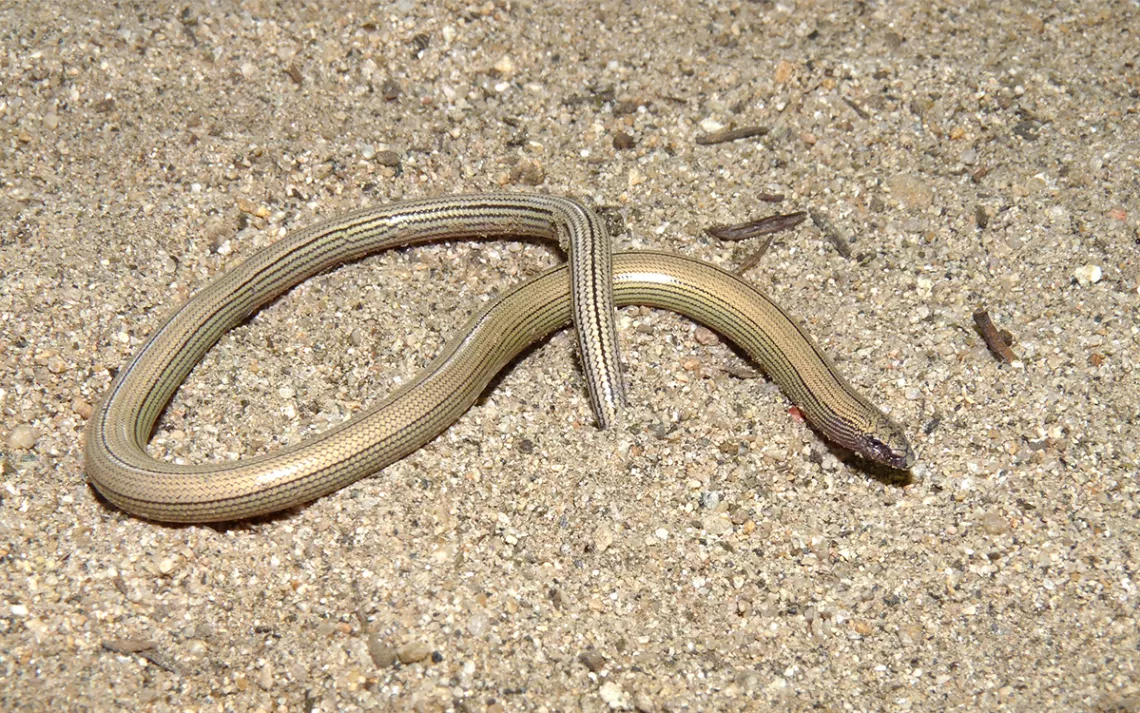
2, 1, 1139, 711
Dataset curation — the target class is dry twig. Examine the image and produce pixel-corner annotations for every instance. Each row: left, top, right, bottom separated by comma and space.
705, 212, 807, 241
808, 209, 852, 259
973, 309, 1019, 363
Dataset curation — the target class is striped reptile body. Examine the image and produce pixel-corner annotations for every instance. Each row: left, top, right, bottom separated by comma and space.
85, 194, 913, 522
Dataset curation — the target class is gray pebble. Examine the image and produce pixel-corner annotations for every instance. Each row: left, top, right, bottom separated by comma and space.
368, 634, 398, 667
380, 78, 401, 100
185, 639, 208, 658
396, 640, 432, 664
699, 491, 721, 510
375, 150, 401, 167
981, 511, 1009, 535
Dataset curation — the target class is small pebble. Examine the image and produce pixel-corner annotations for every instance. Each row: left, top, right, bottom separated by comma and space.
693, 326, 719, 346
396, 641, 432, 664
599, 681, 631, 710
185, 639, 208, 658
774, 59, 795, 83
981, 511, 1009, 535
467, 614, 489, 637
375, 150, 401, 167
493, 55, 516, 76
701, 513, 733, 536
7, 425, 37, 450
699, 118, 724, 134
368, 635, 398, 667
1073, 264, 1102, 286
509, 158, 545, 186
699, 491, 721, 510
613, 131, 636, 150
381, 78, 401, 100
579, 649, 606, 672
71, 398, 92, 419
718, 440, 740, 455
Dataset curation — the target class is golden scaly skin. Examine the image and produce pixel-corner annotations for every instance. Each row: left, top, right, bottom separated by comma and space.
85, 196, 913, 523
